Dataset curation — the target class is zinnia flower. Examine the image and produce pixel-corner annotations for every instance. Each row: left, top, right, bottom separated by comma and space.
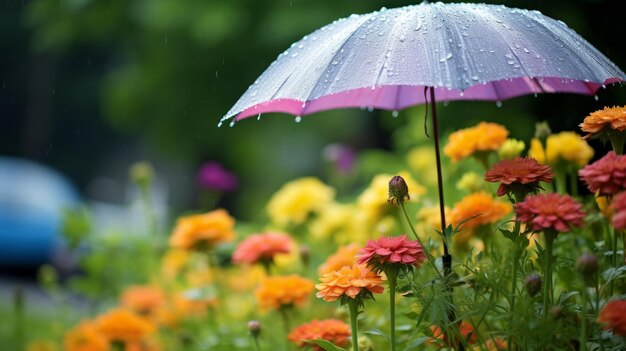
120, 285, 166, 317
485, 157, 553, 197
579, 152, 626, 195
267, 177, 335, 227
430, 321, 477, 347
288, 319, 351, 350
356, 235, 426, 273
444, 122, 509, 162
169, 209, 235, 251
598, 299, 626, 336
611, 192, 626, 230
232, 232, 294, 265
514, 193, 585, 233
316, 264, 384, 303
580, 106, 626, 139
318, 243, 360, 275
64, 321, 109, 351
95, 309, 155, 343
528, 133, 594, 168
255, 275, 314, 310
450, 192, 511, 230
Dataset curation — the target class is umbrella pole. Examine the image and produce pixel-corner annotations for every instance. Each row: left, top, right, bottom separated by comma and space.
429, 87, 462, 349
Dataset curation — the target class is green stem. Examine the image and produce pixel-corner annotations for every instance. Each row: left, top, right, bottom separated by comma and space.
387, 270, 398, 351
580, 287, 588, 351
13, 286, 24, 351
252, 336, 261, 351
610, 225, 618, 296
279, 308, 292, 351
508, 244, 522, 350
609, 133, 625, 155
399, 202, 443, 280
555, 171, 567, 194
348, 301, 360, 351
543, 232, 556, 319
569, 171, 578, 196
139, 184, 158, 236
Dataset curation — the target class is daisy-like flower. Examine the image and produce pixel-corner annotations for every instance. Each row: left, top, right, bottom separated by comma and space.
611, 192, 626, 230
232, 232, 294, 266
318, 243, 360, 275
514, 193, 586, 233
450, 192, 511, 230
316, 264, 384, 304
598, 299, 626, 336
485, 157, 554, 198
444, 122, 509, 162
288, 319, 351, 350
356, 235, 426, 273
255, 275, 314, 310
120, 285, 166, 317
95, 309, 155, 344
64, 321, 109, 351
579, 152, 626, 195
169, 209, 235, 251
580, 106, 626, 139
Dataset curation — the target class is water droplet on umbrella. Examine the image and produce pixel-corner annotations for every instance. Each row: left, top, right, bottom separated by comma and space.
462, 32, 468, 37
291, 52, 298, 58
392, 110, 399, 117
378, 31, 385, 36
295, 116, 302, 123
460, 91, 464, 96
523, 48, 530, 53
414, 23, 422, 31
496, 101, 502, 107
217, 121, 223, 128
251, 90, 258, 97
229, 121, 235, 127
399, 35, 406, 42
602, 85, 606, 89
534, 93, 538, 98
257, 114, 261, 120
471, 76, 479, 81
440, 53, 453, 62
507, 60, 515, 65
594, 95, 599, 101
298, 44, 304, 49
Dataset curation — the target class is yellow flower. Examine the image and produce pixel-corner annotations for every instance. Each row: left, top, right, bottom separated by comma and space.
596, 194, 613, 220
169, 209, 236, 251
160, 249, 189, 280
456, 172, 485, 193
407, 146, 438, 186
529, 132, 594, 168
256, 275, 314, 310
498, 138, 526, 160
310, 203, 359, 243
267, 177, 335, 227
444, 122, 509, 161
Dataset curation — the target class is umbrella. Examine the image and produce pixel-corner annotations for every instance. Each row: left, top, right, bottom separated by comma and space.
220, 1, 625, 342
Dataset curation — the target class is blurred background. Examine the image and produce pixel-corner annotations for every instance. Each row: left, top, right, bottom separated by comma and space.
1, 0, 625, 314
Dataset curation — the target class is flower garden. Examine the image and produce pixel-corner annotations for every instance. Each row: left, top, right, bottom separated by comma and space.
12, 106, 626, 351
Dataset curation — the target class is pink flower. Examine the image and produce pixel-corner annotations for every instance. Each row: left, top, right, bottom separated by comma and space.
514, 193, 586, 233
357, 235, 426, 273
611, 192, 626, 230
232, 232, 294, 265
579, 152, 626, 196
484, 157, 553, 197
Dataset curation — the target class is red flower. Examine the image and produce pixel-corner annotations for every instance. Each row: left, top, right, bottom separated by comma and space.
579, 152, 626, 196
598, 299, 626, 336
612, 192, 626, 230
288, 319, 351, 350
430, 321, 477, 347
514, 193, 585, 233
232, 232, 294, 265
356, 235, 425, 273
484, 157, 553, 197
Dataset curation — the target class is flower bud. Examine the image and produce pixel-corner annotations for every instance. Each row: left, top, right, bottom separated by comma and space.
524, 273, 542, 297
388, 176, 409, 206
577, 252, 598, 282
498, 139, 525, 160
248, 320, 261, 338
549, 306, 564, 319
358, 335, 375, 351
130, 161, 154, 188
299, 245, 311, 266
456, 172, 483, 193
534, 121, 552, 140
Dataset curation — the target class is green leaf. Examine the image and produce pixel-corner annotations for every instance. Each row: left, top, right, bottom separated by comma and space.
304, 339, 346, 351
557, 290, 579, 305
602, 266, 626, 283
363, 328, 390, 340
402, 336, 430, 351
500, 228, 516, 242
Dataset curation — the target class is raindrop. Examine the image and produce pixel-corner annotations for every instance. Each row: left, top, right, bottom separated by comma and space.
594, 95, 599, 101
471, 76, 479, 81
392, 110, 399, 118
507, 60, 515, 65
217, 121, 223, 128
399, 35, 406, 42
496, 101, 502, 108
229, 121, 235, 127
462, 32, 468, 37
257, 114, 261, 120
414, 23, 422, 31
489, 50, 495, 53
440, 53, 453, 63
291, 52, 298, 58
215, 71, 218, 77
367, 107, 374, 112
251, 90, 258, 97
534, 93, 538, 98
505, 53, 514, 59
602, 85, 606, 89
378, 31, 385, 36
298, 44, 304, 49
523, 48, 530, 53
312, 36, 318, 41
460, 91, 464, 97
295, 116, 302, 123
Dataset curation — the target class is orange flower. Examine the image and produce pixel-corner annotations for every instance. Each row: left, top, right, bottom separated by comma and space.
483, 338, 507, 351
450, 192, 511, 230
232, 232, 294, 265
598, 299, 626, 336
430, 321, 477, 347
95, 308, 155, 343
169, 209, 235, 250
318, 243, 360, 275
256, 275, 314, 310
288, 319, 351, 350
580, 106, 626, 139
120, 285, 166, 317
64, 321, 109, 351
126, 339, 161, 351
316, 264, 384, 303
444, 122, 509, 161
157, 292, 217, 327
